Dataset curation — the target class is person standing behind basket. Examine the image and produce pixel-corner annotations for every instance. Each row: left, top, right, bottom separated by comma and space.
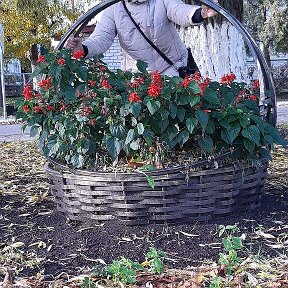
65, 0, 218, 77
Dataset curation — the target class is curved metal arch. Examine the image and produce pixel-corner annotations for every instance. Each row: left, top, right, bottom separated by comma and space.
55, 0, 277, 125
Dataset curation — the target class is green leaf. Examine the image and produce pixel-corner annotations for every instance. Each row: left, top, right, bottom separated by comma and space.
186, 117, 197, 133
195, 110, 209, 131
63, 89, 76, 103
162, 126, 178, 142
177, 107, 185, 122
218, 118, 231, 129
137, 123, 145, 135
177, 130, 190, 147
187, 81, 202, 94
169, 102, 177, 119
243, 138, 256, 153
30, 125, 39, 137
130, 139, 140, 150
175, 94, 190, 105
189, 96, 200, 107
146, 100, 160, 115
130, 103, 142, 117
136, 60, 148, 73
202, 88, 220, 105
110, 124, 127, 140
223, 91, 236, 105
242, 125, 260, 145
76, 66, 88, 80
146, 175, 155, 189
221, 127, 241, 144
105, 136, 122, 159
71, 154, 85, 168
143, 129, 155, 146
125, 129, 136, 145
197, 134, 213, 152
239, 114, 251, 127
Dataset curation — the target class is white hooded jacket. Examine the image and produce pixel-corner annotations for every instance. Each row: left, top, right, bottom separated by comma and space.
83, 0, 202, 76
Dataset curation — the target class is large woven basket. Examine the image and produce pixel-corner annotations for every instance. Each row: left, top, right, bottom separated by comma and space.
45, 156, 268, 224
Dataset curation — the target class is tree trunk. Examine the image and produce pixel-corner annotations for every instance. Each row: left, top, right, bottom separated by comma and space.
181, 0, 246, 81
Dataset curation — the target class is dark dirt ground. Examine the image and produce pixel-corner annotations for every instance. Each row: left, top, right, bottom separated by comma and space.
0, 126, 287, 287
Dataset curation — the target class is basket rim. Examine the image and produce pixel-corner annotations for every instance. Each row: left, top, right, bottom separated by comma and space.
45, 151, 267, 177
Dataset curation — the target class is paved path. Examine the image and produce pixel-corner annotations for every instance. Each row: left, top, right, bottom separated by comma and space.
0, 101, 287, 142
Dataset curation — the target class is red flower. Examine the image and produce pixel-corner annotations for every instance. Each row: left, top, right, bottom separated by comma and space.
47, 105, 55, 111
131, 81, 140, 89
72, 50, 85, 60
180, 76, 191, 89
23, 105, 30, 113
235, 90, 245, 103
129, 92, 142, 103
253, 79, 260, 90
220, 73, 236, 85
36, 55, 46, 63
98, 65, 107, 72
82, 106, 92, 116
58, 58, 65, 65
38, 77, 52, 90
191, 71, 202, 82
138, 76, 145, 85
101, 79, 112, 89
148, 84, 161, 97
33, 106, 44, 113
60, 102, 66, 112
198, 78, 210, 96
248, 94, 257, 101
88, 80, 96, 87
204, 109, 211, 113
88, 118, 97, 126
93, 93, 98, 98
23, 84, 34, 100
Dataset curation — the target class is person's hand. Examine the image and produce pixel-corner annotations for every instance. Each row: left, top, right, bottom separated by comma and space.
201, 0, 218, 19
64, 35, 83, 51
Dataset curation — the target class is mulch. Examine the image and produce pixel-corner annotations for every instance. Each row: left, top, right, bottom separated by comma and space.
0, 125, 287, 287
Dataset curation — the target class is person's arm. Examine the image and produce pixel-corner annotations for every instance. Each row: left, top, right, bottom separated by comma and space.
164, 0, 217, 27
82, 7, 117, 57
81, 8, 117, 58
64, 8, 116, 57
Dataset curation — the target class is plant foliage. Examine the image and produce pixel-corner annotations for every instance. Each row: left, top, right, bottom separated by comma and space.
17, 49, 286, 169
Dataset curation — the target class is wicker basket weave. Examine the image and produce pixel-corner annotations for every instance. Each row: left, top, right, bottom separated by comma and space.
45, 158, 268, 224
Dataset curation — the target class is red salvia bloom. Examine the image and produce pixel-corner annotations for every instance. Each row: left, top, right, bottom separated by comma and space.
59, 102, 66, 112
129, 92, 142, 103
23, 84, 34, 100
253, 79, 260, 90
98, 65, 107, 72
131, 81, 140, 89
88, 80, 96, 87
180, 76, 191, 89
248, 94, 257, 101
38, 77, 52, 90
58, 58, 65, 65
72, 50, 85, 60
148, 84, 161, 97
220, 73, 236, 85
23, 105, 30, 113
191, 71, 202, 82
204, 109, 211, 113
148, 71, 162, 97
47, 105, 55, 111
36, 55, 46, 63
82, 106, 92, 116
101, 79, 112, 89
33, 106, 44, 113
